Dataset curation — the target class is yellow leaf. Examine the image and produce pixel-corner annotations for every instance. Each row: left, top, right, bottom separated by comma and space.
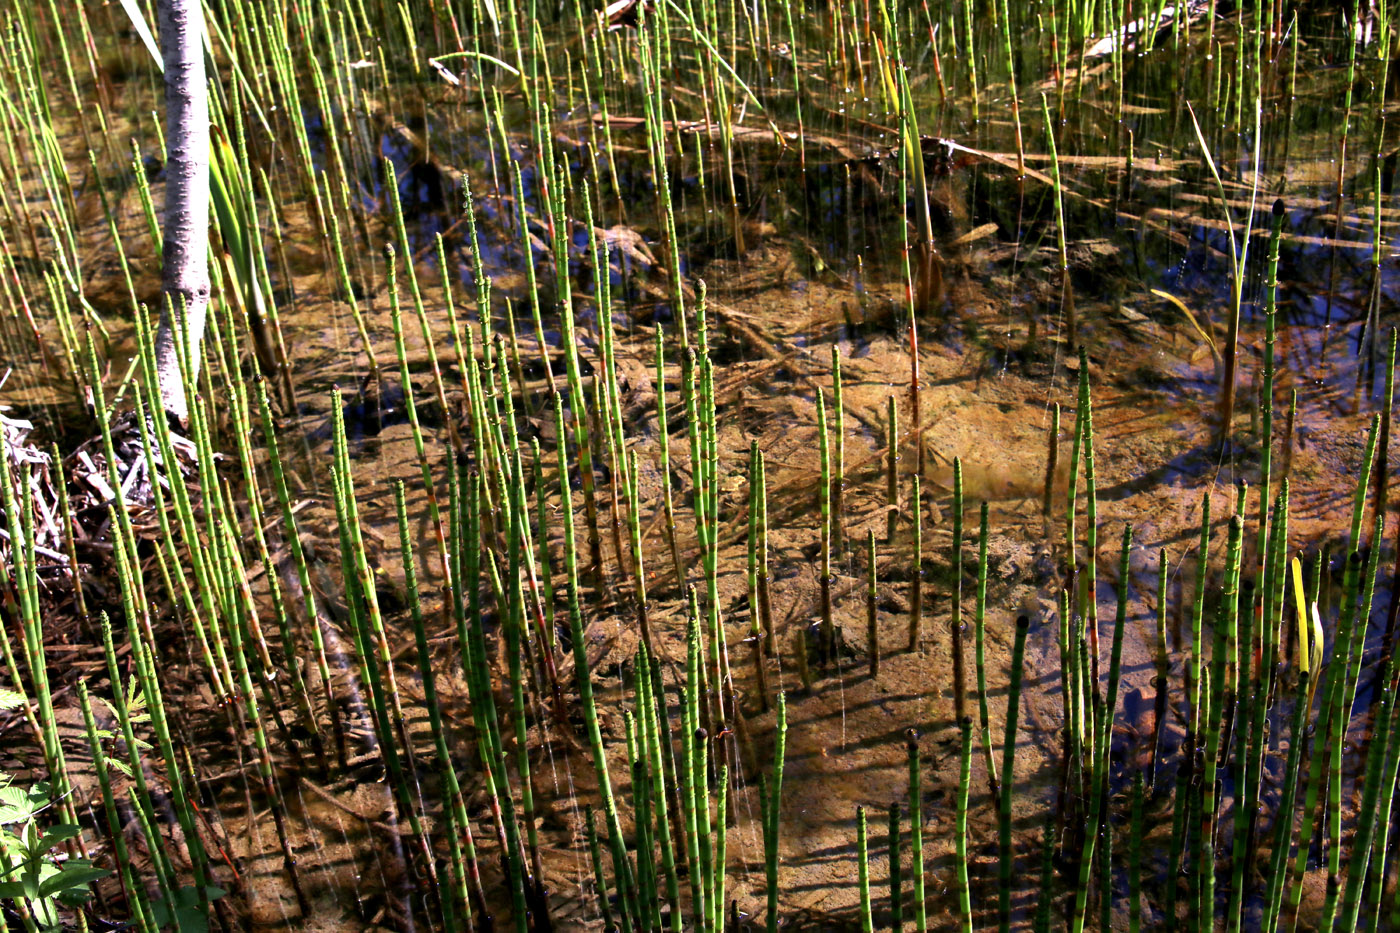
1290, 556, 1309, 674
1151, 288, 1220, 369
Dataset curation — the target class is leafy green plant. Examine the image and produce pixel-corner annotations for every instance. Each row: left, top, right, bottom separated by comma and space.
0, 777, 108, 931
93, 673, 153, 778
150, 883, 228, 933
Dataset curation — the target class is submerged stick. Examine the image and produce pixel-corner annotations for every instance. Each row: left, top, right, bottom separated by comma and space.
887, 396, 899, 545
868, 528, 880, 679
818, 387, 834, 662
908, 474, 923, 652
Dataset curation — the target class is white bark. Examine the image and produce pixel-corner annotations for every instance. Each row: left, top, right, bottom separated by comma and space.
152, 0, 210, 426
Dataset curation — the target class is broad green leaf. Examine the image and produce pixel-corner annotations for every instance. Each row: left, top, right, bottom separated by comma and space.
152, 883, 227, 933
38, 825, 81, 850
39, 863, 109, 899
0, 785, 38, 824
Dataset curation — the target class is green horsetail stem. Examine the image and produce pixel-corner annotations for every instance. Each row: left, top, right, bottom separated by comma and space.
951, 458, 967, 726
504, 447, 552, 910
628, 447, 655, 655
858, 806, 873, 933
1227, 492, 1258, 933
649, 647, 688, 907
1263, 549, 1311, 933
127, 784, 176, 926
1320, 554, 1376, 931
1238, 485, 1291, 918
656, 327, 685, 593
1078, 349, 1101, 698
586, 216, 634, 597
1063, 357, 1085, 570
712, 762, 729, 933
831, 345, 845, 553
640, 670, 677, 931
215, 519, 311, 918
695, 723, 714, 931
385, 244, 453, 587
504, 434, 551, 896
400, 483, 485, 927
1287, 413, 1381, 924
4, 462, 91, 873
532, 440, 561, 660
585, 806, 615, 931
698, 330, 730, 739
554, 391, 638, 931
0, 460, 58, 781
683, 591, 706, 928
960, 0, 978, 119
1189, 488, 1212, 742
975, 502, 997, 797
794, 625, 812, 694
955, 717, 973, 933
1203, 515, 1244, 925
625, 713, 656, 931
1257, 200, 1286, 574
1338, 645, 1400, 931
1358, 665, 1400, 933
1100, 743, 1115, 929
998, 614, 1029, 933
1058, 583, 1081, 811
381, 159, 460, 459
78, 679, 154, 933
636, 644, 681, 927
908, 728, 926, 932
552, 190, 604, 584
253, 380, 337, 766
764, 691, 787, 933
105, 557, 215, 920
1070, 523, 1130, 933
127, 409, 197, 667
1041, 93, 1074, 345
329, 390, 424, 810
95, 610, 173, 891
103, 325, 230, 698
460, 471, 530, 931
48, 444, 87, 622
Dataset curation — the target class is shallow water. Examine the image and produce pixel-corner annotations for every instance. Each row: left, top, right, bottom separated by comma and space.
6, 2, 1400, 930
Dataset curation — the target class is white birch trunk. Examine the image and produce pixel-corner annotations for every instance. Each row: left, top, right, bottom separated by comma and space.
152, 0, 209, 426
